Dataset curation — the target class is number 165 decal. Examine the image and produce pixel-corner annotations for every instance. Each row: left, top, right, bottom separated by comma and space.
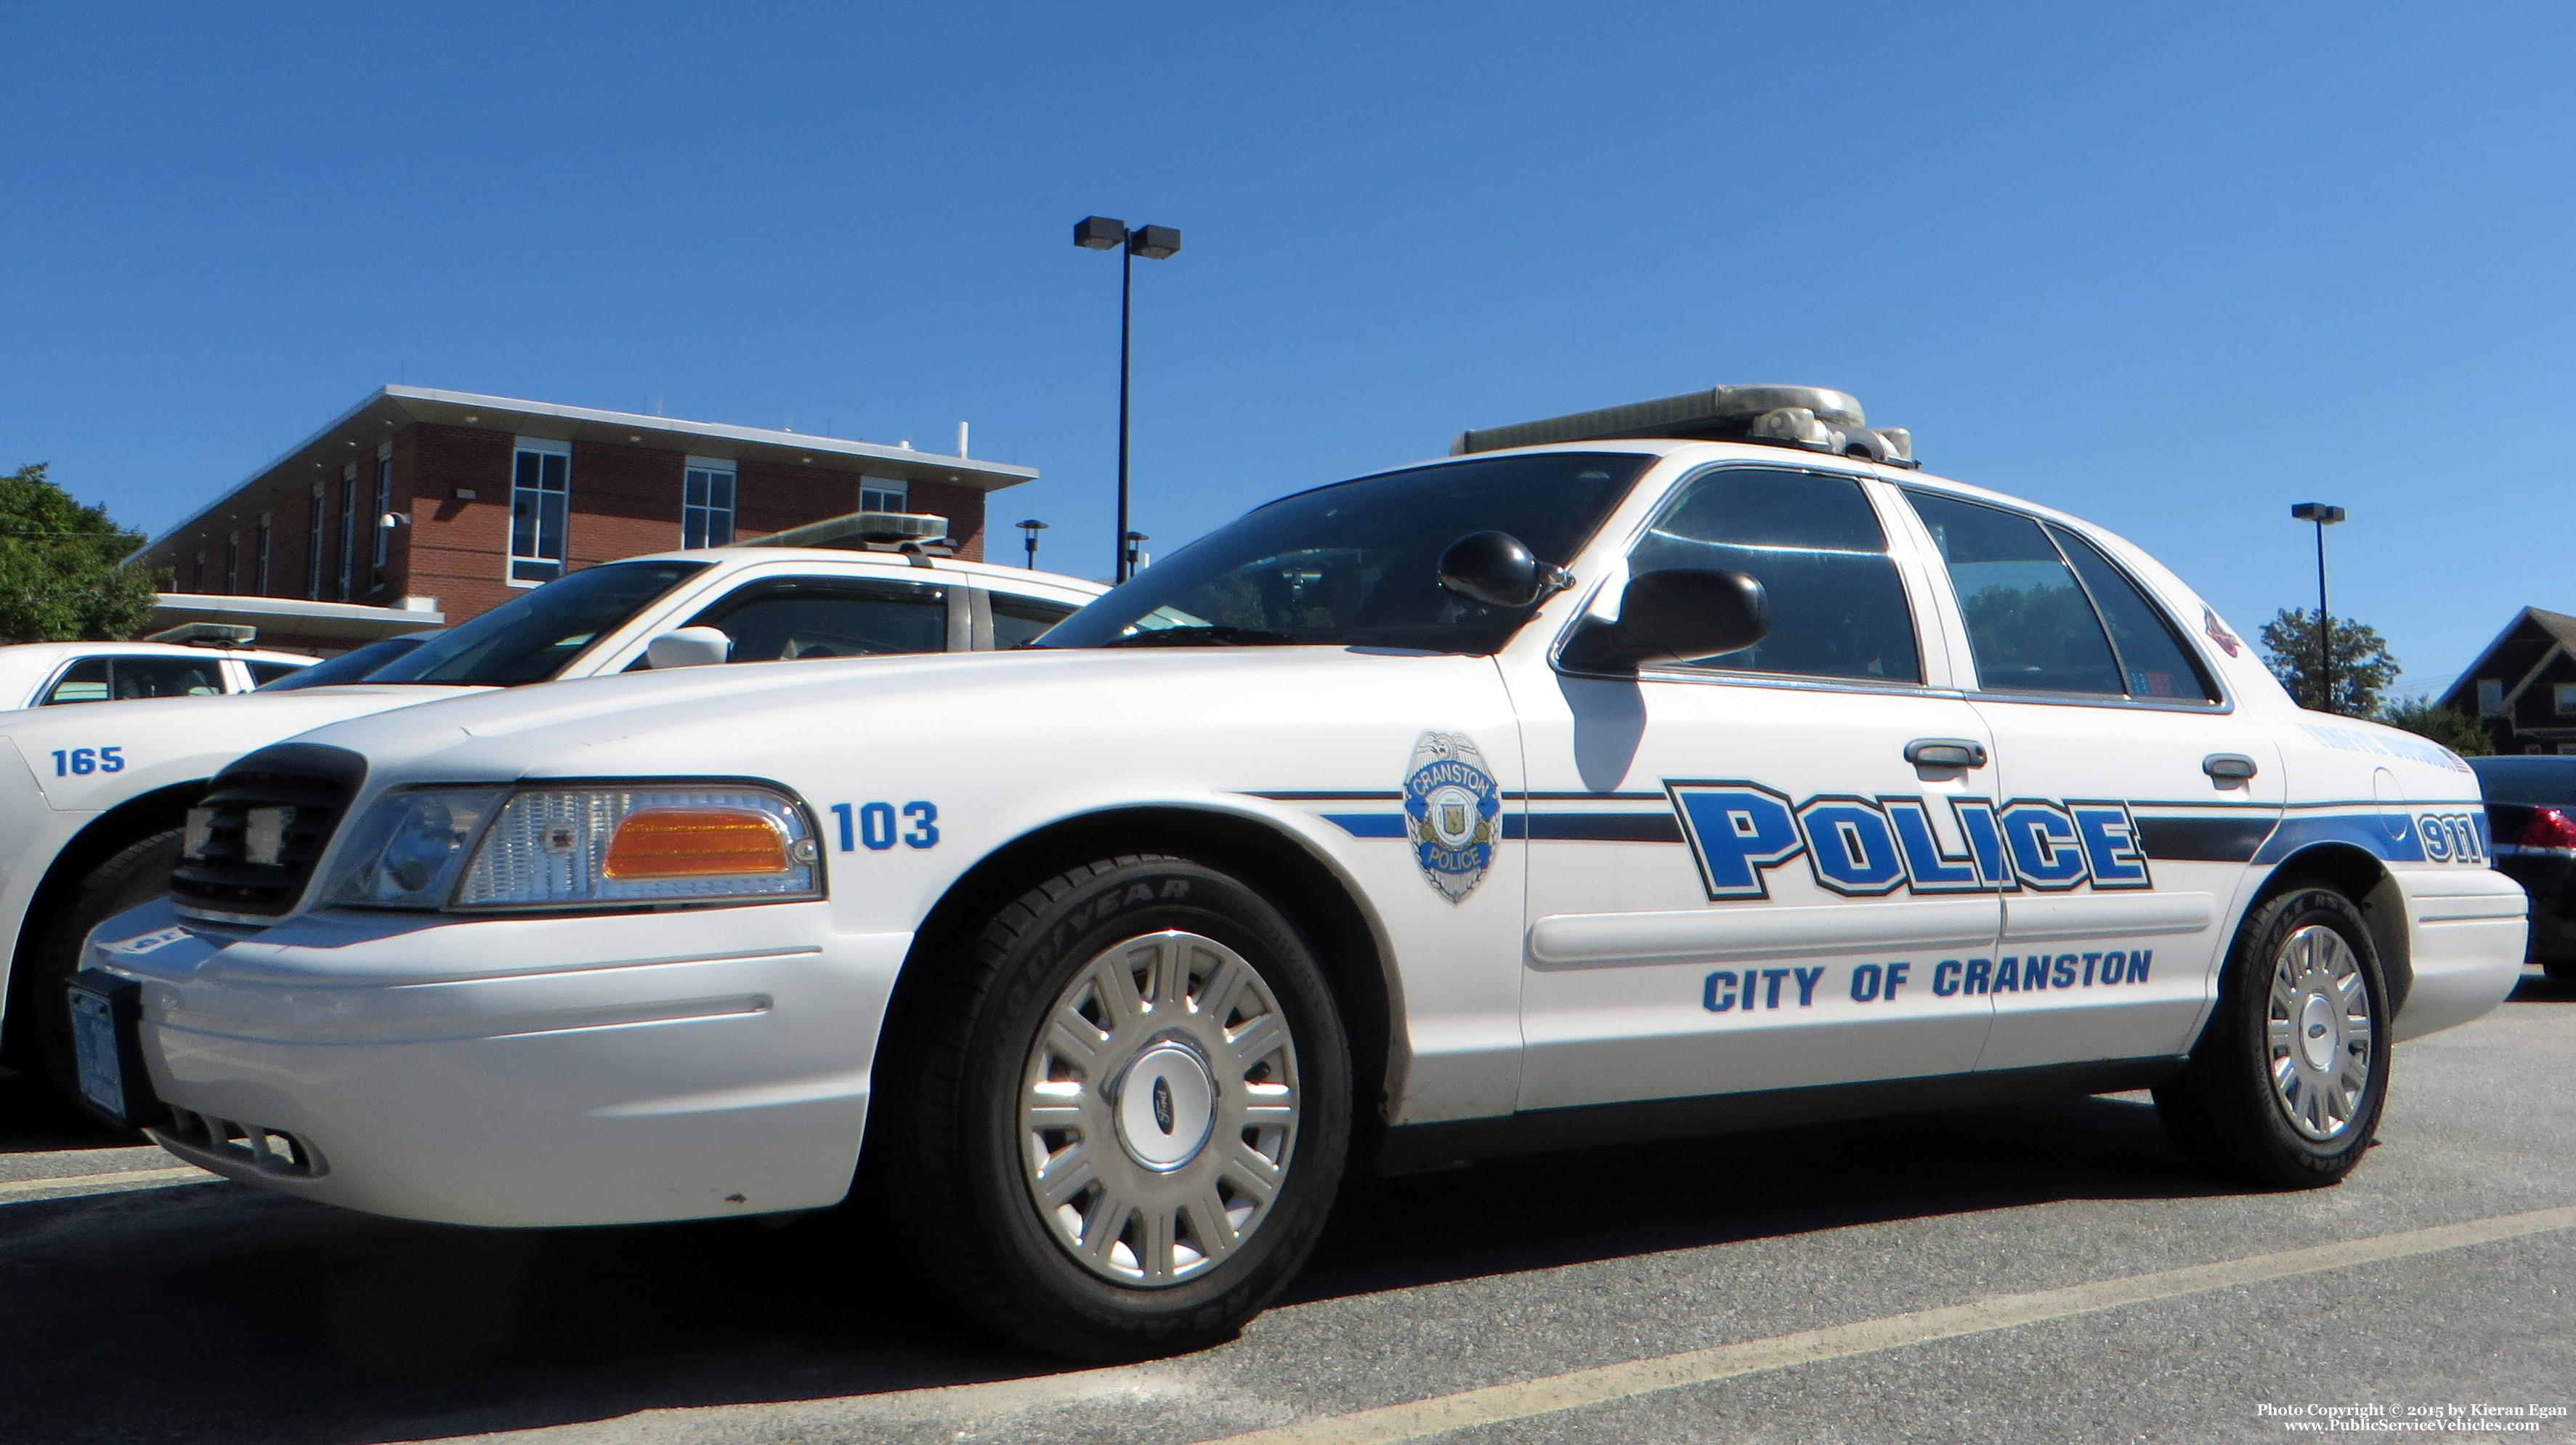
50, 747, 125, 777
829, 801, 939, 851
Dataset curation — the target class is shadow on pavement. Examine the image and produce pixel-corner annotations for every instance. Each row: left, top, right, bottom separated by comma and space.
0, 1090, 2235, 1445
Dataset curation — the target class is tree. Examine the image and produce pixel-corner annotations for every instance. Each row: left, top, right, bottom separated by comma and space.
2259, 607, 2399, 716
0, 463, 159, 643
2378, 698, 2494, 756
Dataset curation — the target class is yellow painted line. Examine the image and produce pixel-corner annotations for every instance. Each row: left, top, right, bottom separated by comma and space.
0, 1165, 216, 1200
1204, 1204, 2576, 1445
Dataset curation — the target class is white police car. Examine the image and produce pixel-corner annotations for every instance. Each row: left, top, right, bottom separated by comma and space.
78, 386, 2526, 1361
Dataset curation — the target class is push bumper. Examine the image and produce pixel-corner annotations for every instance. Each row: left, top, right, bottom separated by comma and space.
85, 898, 908, 1227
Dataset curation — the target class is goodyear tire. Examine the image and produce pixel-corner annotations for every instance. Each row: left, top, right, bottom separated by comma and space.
2155, 886, 2390, 1189
872, 854, 1351, 1361
13, 830, 182, 1115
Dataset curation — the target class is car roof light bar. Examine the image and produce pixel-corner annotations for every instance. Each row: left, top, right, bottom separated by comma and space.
1450, 384, 1918, 467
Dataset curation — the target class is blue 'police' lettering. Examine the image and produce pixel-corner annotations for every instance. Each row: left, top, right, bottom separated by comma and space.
1999, 802, 2089, 889
1798, 799, 1906, 896
2070, 804, 2150, 887
1934, 959, 1962, 996
1669, 783, 1805, 899
1883, 798, 1982, 891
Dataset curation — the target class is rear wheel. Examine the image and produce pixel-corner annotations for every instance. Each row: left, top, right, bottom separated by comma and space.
871, 854, 1350, 1360
2155, 886, 2389, 1188
14, 830, 182, 1111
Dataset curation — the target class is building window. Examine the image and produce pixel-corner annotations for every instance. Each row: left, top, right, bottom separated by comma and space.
370, 445, 394, 581
307, 483, 326, 599
860, 476, 907, 514
2556, 684, 2576, 716
510, 437, 572, 586
2479, 679, 2506, 716
338, 464, 360, 600
683, 457, 736, 549
192, 550, 206, 592
224, 531, 240, 594
256, 513, 272, 594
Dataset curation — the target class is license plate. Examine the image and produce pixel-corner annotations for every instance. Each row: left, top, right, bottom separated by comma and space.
69, 987, 127, 1119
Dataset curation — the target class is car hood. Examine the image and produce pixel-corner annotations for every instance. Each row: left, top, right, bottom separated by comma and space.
0, 685, 489, 810
288, 647, 1466, 784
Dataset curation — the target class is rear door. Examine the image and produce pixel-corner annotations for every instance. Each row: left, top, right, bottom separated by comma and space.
1896, 487, 2283, 1070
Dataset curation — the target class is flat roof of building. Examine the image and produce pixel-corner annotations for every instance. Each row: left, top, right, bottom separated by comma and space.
135, 385, 1040, 570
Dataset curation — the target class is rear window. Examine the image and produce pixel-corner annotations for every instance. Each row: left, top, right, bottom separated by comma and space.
2468, 757, 2576, 805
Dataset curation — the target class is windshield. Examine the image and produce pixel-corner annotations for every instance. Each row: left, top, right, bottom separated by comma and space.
253, 633, 440, 691
1040, 453, 1652, 653
363, 562, 710, 686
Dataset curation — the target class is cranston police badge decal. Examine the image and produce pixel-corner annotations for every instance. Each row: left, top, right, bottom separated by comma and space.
1404, 731, 1501, 903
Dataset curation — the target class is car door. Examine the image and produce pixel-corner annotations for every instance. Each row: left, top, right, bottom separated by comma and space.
1895, 487, 2284, 1071
1507, 463, 2004, 1111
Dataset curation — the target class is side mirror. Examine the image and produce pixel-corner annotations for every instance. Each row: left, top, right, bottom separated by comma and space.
1438, 531, 1570, 609
645, 626, 734, 669
1558, 569, 1770, 672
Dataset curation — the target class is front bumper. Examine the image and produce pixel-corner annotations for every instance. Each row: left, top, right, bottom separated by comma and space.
86, 898, 910, 1227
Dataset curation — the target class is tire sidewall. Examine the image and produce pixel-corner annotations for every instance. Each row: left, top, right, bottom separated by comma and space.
955, 858, 1351, 1346
22, 830, 181, 1098
2224, 887, 2391, 1171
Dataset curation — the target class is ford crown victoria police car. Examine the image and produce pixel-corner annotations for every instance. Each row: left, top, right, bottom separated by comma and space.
0, 548, 1098, 1105
77, 386, 2525, 1361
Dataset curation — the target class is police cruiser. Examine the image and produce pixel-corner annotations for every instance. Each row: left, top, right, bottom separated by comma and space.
75, 386, 2526, 1361
0, 546, 1098, 1104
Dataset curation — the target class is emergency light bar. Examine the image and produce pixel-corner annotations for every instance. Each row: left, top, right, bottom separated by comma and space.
1451, 385, 1917, 467
145, 622, 259, 647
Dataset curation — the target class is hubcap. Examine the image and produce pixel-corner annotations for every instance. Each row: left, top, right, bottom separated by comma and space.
1019, 930, 1300, 1287
2266, 923, 2375, 1142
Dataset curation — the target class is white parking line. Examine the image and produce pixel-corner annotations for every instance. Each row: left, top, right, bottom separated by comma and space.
1202, 1204, 2576, 1445
0, 1165, 216, 1202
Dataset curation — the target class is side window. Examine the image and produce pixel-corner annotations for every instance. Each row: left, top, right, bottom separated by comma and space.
2046, 526, 2219, 702
246, 660, 309, 687
684, 577, 949, 662
1627, 466, 1921, 683
991, 594, 1079, 649
113, 657, 226, 699
41, 657, 111, 705
1905, 489, 2213, 702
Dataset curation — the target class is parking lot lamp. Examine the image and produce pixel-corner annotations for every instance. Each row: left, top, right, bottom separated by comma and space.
1123, 530, 1150, 576
2291, 503, 2347, 711
1018, 518, 1048, 570
1074, 216, 1182, 583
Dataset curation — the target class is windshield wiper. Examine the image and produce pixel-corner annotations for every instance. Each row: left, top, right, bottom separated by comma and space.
1099, 626, 1300, 648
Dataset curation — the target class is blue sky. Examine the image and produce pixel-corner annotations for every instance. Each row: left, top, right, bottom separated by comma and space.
4, 3, 2570, 695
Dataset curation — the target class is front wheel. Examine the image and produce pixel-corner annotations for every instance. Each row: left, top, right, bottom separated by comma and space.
2155, 886, 2390, 1188
871, 854, 1352, 1360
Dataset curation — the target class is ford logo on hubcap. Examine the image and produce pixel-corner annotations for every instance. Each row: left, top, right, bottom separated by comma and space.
1152, 1075, 1175, 1134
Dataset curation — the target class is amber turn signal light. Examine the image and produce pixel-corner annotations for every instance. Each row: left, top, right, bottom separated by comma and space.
602, 808, 790, 880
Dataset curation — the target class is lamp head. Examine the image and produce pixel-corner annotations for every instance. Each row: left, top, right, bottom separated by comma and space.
1128, 224, 1181, 260
1074, 216, 1127, 250
2291, 503, 2348, 525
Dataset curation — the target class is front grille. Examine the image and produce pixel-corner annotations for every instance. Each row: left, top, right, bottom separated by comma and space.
169, 743, 366, 921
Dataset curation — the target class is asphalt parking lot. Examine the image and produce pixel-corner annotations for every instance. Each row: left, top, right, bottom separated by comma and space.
4, 971, 2569, 1445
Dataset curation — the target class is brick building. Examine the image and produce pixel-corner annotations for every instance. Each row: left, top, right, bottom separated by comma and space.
135, 386, 1040, 653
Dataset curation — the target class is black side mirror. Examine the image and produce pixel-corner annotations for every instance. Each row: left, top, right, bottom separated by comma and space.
1558, 568, 1771, 672
1438, 531, 1569, 609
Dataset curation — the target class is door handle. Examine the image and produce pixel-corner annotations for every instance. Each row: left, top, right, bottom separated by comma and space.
1905, 738, 1988, 769
2203, 753, 2259, 782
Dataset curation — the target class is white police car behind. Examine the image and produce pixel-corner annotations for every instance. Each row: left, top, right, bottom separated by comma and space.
81, 386, 2525, 1361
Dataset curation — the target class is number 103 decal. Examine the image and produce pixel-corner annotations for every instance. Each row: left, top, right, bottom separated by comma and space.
829, 801, 939, 852
50, 747, 125, 777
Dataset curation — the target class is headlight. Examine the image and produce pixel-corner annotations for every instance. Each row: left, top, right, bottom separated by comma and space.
325, 782, 822, 912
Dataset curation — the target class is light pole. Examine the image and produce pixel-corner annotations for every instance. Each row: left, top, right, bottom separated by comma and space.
2291, 502, 2347, 712
1018, 518, 1048, 570
1074, 216, 1181, 583
1123, 530, 1150, 577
